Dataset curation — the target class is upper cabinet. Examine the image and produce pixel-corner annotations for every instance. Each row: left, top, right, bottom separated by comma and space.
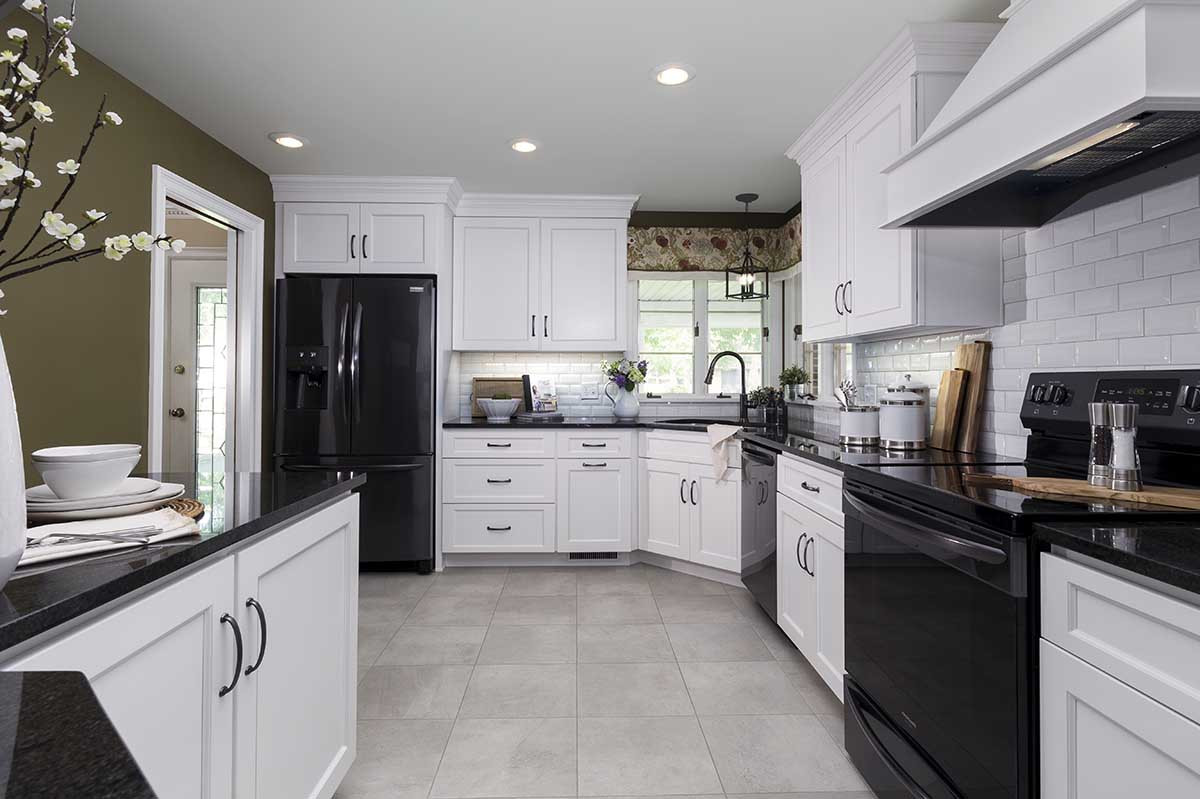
281, 202, 440, 275
787, 23, 1004, 343
451, 201, 632, 352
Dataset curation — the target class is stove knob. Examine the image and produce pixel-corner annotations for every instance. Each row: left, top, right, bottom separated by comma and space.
1183, 385, 1200, 413
1029, 384, 1047, 404
1049, 385, 1069, 405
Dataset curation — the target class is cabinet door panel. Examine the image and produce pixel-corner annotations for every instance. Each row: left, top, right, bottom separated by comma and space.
812, 531, 845, 699
234, 495, 359, 799
453, 218, 540, 350
539, 219, 626, 351
7, 558, 237, 799
801, 140, 847, 342
558, 459, 633, 552
639, 458, 690, 559
846, 84, 915, 335
360, 203, 435, 274
1040, 640, 1200, 798
691, 467, 740, 572
283, 202, 359, 274
777, 494, 818, 660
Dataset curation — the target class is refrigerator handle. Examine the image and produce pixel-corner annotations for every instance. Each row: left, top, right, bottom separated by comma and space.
337, 301, 351, 425
351, 301, 363, 424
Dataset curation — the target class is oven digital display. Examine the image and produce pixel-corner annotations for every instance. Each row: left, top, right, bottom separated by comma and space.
1094, 378, 1179, 415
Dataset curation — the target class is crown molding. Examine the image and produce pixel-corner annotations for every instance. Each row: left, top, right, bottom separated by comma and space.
785, 21, 1001, 165
454, 193, 640, 219
270, 175, 464, 208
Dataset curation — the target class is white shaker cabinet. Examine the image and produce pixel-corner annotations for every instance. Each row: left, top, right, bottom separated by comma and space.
282, 202, 359, 275
539, 218, 627, 351
777, 493, 818, 666
800, 140, 848, 341
639, 458, 692, 561
233, 497, 359, 799
359, 203, 439, 274
691, 470, 740, 572
557, 458, 633, 552
8, 557, 238, 799
281, 202, 438, 275
452, 217, 541, 350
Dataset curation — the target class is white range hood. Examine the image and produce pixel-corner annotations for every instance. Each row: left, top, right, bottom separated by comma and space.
883, 0, 1200, 229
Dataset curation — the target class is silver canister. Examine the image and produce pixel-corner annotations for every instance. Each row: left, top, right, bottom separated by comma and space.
1108, 402, 1143, 492
1087, 402, 1113, 487
839, 405, 880, 446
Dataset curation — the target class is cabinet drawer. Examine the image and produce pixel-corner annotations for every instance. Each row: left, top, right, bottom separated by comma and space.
1041, 553, 1200, 725
557, 430, 632, 458
444, 430, 553, 458
778, 454, 843, 525
443, 459, 556, 503
639, 430, 740, 467
443, 504, 556, 553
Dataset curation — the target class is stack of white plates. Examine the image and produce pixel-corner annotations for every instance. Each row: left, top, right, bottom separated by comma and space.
26, 477, 186, 523
31, 444, 144, 501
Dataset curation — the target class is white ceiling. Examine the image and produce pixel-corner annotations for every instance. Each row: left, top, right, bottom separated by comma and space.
73, 0, 1007, 212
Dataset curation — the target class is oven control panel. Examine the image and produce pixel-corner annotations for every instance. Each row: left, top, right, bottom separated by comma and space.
1021, 370, 1200, 439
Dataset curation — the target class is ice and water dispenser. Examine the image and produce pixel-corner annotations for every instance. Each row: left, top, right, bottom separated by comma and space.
284, 345, 330, 409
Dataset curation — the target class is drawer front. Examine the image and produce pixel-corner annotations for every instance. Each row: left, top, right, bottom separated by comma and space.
639, 430, 740, 468
778, 454, 843, 524
557, 430, 633, 458
443, 504, 555, 552
444, 430, 553, 458
443, 459, 556, 503
1041, 553, 1200, 725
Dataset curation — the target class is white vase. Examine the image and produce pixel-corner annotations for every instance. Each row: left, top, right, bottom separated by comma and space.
0, 334, 24, 589
604, 382, 640, 419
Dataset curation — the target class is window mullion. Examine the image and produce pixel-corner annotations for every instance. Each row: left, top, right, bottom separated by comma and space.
693, 279, 708, 396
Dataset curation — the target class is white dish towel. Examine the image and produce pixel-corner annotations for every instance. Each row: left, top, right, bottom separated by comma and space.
20, 508, 200, 567
707, 424, 742, 481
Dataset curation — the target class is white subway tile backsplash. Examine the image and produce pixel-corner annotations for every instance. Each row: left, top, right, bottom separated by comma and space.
1075, 339, 1119, 366
1003, 279, 1027, 303
1119, 277, 1173, 309
1020, 320, 1056, 345
1118, 218, 1171, 254
1142, 177, 1199, 220
1004, 346, 1037, 368
1053, 264, 1095, 293
1036, 293, 1076, 320
1096, 309, 1144, 339
1172, 333, 1200, 361
1025, 225, 1055, 254
1025, 273, 1055, 298
1052, 212, 1094, 246
1143, 240, 1200, 278
1003, 255, 1033, 281
1036, 243, 1075, 273
1005, 301, 1032, 325
1054, 316, 1096, 342
1074, 286, 1119, 314
1002, 235, 1022, 260
1093, 253, 1143, 286
1175, 271, 1200, 303
1095, 195, 1142, 234
1170, 207, 1200, 243
1073, 231, 1118, 265
1037, 343, 1076, 367
1118, 336, 1172, 365
1145, 303, 1200, 335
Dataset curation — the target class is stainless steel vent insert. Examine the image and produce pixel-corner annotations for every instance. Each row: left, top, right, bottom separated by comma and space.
1033, 112, 1200, 180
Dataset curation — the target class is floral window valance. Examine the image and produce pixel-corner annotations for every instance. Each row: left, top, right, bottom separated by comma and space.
628, 214, 801, 273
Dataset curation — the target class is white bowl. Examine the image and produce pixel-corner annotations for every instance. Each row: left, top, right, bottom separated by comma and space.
477, 398, 521, 422
32, 444, 142, 463
33, 453, 142, 499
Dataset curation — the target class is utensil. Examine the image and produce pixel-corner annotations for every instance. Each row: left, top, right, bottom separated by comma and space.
840, 379, 858, 407
833, 386, 848, 411
31, 444, 141, 463
27, 525, 158, 547
33, 453, 141, 500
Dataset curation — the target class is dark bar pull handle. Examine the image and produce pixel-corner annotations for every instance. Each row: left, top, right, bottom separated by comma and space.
581, 442, 607, 448
844, 491, 1007, 565
802, 537, 815, 576
690, 480, 697, 506
362, 234, 369, 260
843, 280, 852, 313
487, 478, 513, 484
486, 525, 512, 532
486, 442, 512, 448
532, 314, 536, 337
244, 598, 268, 676
583, 462, 608, 468
543, 315, 549, 337
835, 283, 844, 316
681, 478, 687, 504
219, 613, 244, 697
350, 234, 356, 260
801, 481, 820, 493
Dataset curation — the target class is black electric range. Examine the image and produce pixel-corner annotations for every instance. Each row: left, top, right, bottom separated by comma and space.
840, 369, 1200, 799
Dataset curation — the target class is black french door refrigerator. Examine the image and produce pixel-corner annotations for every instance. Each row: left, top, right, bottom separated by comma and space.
274, 276, 435, 572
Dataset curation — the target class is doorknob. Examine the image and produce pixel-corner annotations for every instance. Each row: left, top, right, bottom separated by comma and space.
173, 364, 186, 374
169, 407, 186, 418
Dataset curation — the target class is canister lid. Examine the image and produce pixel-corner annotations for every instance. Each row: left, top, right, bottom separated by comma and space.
1088, 402, 1113, 426
1110, 402, 1139, 427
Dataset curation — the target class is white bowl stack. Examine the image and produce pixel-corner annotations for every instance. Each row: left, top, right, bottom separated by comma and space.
477, 397, 521, 423
26, 445, 186, 522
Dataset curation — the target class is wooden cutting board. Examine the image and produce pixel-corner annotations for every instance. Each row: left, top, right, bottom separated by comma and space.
963, 473, 1200, 510
471, 377, 527, 418
930, 369, 968, 451
954, 341, 991, 453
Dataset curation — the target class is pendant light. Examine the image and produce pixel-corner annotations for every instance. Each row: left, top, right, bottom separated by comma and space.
726, 192, 769, 301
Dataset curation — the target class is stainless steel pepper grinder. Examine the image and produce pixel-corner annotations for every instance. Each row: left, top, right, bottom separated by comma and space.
1087, 402, 1113, 488
1109, 402, 1143, 492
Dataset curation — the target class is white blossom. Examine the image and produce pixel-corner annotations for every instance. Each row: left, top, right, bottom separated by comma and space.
3, 135, 26, 151
0, 288, 6, 316
155, 238, 172, 251
103, 244, 125, 261
20, 170, 39, 188
51, 16, 73, 33
0, 107, 12, 122
6, 28, 27, 42
63, 38, 74, 54
104, 234, 132, 261
0, 51, 17, 65
41, 211, 76, 240
21, 0, 44, 12
131, 231, 155, 251
0, 158, 20, 184
67, 232, 85, 250
171, 238, 187, 253
30, 100, 52, 122
0, 198, 13, 210
55, 158, 79, 175
58, 53, 77, 76
104, 111, 122, 126
16, 62, 39, 85
85, 209, 106, 221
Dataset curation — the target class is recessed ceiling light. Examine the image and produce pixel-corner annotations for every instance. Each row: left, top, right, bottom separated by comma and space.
269, 132, 306, 149
511, 138, 538, 153
654, 63, 693, 86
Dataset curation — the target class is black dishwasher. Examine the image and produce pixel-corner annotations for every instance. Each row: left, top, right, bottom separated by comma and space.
740, 441, 778, 619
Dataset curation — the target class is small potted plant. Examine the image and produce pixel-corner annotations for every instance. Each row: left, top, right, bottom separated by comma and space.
747, 386, 781, 424
779, 365, 810, 401
600, 358, 649, 419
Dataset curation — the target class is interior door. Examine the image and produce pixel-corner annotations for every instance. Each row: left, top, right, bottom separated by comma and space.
7, 558, 237, 799
539, 218, 626, 351
350, 276, 435, 456
639, 458, 690, 559
281, 202, 359, 274
846, 83, 915, 335
234, 496, 359, 799
452, 217, 540, 350
801, 139, 848, 342
359, 203, 434, 274
691, 467, 740, 571
777, 494, 817, 659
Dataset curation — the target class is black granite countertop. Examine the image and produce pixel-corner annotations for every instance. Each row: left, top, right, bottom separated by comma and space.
1036, 521, 1200, 595
0, 471, 364, 655
0, 671, 156, 797
444, 416, 646, 429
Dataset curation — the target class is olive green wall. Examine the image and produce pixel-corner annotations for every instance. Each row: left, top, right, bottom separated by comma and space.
1, 11, 274, 482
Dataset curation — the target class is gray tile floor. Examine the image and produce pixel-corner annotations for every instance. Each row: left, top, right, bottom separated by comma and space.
338, 564, 876, 799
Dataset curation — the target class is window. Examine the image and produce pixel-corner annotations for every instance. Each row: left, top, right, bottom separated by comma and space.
635, 278, 766, 396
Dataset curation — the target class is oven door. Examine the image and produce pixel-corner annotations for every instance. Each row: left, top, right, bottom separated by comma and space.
842, 482, 1031, 799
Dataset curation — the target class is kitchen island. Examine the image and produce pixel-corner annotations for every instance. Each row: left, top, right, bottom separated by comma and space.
0, 470, 364, 798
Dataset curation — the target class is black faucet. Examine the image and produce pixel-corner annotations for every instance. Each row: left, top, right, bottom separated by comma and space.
704, 351, 748, 426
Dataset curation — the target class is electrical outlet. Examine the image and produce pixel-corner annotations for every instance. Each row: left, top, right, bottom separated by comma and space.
581, 380, 599, 400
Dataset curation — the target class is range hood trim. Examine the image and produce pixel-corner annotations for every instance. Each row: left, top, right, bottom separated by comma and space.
883, 0, 1200, 229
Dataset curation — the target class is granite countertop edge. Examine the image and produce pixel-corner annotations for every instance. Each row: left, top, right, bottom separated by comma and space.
1035, 522, 1200, 596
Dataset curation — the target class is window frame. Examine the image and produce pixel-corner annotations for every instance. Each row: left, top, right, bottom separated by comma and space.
628, 272, 781, 399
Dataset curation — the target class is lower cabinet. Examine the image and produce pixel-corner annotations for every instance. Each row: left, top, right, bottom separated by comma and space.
6, 494, 360, 799
557, 458, 632, 552
638, 458, 690, 560
638, 457, 741, 571
778, 494, 818, 658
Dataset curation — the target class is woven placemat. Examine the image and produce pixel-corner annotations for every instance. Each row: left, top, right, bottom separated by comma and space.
165, 498, 206, 521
